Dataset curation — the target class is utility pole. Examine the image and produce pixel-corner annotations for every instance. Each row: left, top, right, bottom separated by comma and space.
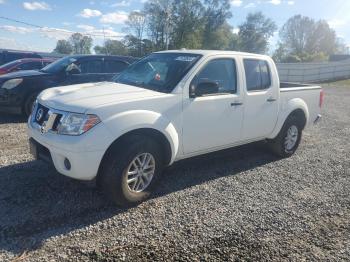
102, 26, 108, 55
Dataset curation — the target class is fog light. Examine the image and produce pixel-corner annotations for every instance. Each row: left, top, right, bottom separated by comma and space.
64, 158, 71, 170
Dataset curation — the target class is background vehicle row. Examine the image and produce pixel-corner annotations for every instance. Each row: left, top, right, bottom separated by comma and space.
0, 55, 138, 116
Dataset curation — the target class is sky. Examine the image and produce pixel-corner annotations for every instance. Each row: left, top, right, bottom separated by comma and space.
0, 0, 349, 54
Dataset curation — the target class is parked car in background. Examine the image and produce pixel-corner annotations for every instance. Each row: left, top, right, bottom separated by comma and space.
0, 58, 56, 75
0, 55, 138, 116
27, 50, 323, 206
0, 50, 42, 66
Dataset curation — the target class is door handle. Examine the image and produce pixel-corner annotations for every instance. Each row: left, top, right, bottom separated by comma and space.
267, 98, 277, 102
231, 102, 243, 106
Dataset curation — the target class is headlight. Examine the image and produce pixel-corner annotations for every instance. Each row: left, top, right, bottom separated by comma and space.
2, 78, 23, 89
57, 113, 101, 136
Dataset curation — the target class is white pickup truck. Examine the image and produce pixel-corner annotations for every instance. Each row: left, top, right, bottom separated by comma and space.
28, 50, 323, 206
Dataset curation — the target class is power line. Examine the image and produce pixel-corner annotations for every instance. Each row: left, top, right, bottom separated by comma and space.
0, 16, 122, 39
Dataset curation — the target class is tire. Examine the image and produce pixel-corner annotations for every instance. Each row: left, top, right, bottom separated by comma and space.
23, 92, 39, 117
268, 115, 303, 158
99, 135, 164, 207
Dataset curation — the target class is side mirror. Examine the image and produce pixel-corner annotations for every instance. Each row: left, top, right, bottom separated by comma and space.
67, 68, 80, 75
190, 80, 219, 98
66, 63, 81, 75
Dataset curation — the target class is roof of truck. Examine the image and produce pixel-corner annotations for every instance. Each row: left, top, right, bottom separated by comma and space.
156, 49, 270, 59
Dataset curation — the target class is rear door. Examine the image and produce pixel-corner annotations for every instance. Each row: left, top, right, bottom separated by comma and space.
241, 58, 279, 140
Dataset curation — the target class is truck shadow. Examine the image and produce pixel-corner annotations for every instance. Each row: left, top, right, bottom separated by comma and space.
0, 113, 27, 124
0, 142, 279, 255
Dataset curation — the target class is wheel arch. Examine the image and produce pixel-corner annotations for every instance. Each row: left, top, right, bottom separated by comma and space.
269, 98, 309, 139
97, 127, 175, 181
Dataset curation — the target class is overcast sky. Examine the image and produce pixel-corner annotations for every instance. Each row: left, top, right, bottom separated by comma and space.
0, 0, 349, 53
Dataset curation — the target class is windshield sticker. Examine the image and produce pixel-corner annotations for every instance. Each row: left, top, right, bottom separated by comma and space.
175, 56, 196, 62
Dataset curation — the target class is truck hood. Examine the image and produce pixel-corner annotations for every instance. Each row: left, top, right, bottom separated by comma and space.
38, 82, 165, 113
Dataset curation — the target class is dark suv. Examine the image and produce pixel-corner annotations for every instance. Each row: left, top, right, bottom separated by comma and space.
0, 55, 138, 116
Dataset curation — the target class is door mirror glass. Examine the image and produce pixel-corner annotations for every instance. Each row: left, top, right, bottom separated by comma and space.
190, 81, 219, 98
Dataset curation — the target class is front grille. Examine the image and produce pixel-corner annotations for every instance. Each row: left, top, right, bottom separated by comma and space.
34, 103, 49, 125
32, 103, 63, 133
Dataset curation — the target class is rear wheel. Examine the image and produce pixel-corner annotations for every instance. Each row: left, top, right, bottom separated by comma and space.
99, 135, 164, 207
269, 115, 303, 157
23, 92, 39, 117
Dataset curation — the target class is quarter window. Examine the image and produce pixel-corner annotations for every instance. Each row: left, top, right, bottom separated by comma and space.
80, 60, 103, 73
244, 59, 271, 91
196, 59, 237, 94
104, 60, 128, 73
18, 62, 42, 70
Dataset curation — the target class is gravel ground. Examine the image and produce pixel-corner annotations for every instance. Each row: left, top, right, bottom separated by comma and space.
0, 85, 349, 261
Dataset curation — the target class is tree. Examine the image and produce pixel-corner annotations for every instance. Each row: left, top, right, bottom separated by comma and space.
238, 12, 277, 54
123, 35, 154, 57
69, 33, 93, 54
272, 42, 287, 62
278, 15, 338, 61
171, 0, 204, 49
279, 15, 314, 57
335, 38, 349, 54
94, 39, 127, 55
202, 0, 232, 49
308, 20, 337, 55
144, 0, 174, 51
53, 39, 73, 54
125, 11, 146, 56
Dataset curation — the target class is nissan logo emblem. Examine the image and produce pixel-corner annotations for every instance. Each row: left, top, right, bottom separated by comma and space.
36, 108, 44, 122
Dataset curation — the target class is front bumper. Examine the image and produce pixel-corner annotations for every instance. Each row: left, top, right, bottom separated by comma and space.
28, 114, 114, 181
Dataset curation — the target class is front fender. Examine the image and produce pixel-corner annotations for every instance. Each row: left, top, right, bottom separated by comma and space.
104, 110, 179, 164
269, 98, 309, 139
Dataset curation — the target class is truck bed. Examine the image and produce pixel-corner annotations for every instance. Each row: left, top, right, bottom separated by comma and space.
280, 82, 315, 88
279, 82, 322, 127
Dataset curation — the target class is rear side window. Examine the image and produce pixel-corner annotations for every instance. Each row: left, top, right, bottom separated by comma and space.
18, 62, 42, 70
196, 58, 237, 94
244, 59, 271, 91
80, 60, 103, 73
104, 60, 128, 73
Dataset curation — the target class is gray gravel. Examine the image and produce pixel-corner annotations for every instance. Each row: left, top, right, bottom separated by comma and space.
0, 85, 349, 261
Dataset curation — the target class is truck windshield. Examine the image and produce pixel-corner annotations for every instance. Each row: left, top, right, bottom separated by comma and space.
114, 53, 202, 93
41, 56, 77, 74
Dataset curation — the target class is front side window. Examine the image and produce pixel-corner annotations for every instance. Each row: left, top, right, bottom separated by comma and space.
244, 59, 271, 91
114, 53, 202, 93
41, 56, 77, 73
195, 58, 237, 94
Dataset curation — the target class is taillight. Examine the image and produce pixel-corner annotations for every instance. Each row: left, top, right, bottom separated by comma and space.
319, 89, 324, 108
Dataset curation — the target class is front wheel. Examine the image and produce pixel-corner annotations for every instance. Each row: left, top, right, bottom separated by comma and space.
268, 115, 303, 157
23, 92, 39, 117
99, 135, 164, 207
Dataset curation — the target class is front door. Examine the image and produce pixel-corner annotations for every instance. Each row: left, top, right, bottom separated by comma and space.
65, 58, 104, 85
182, 58, 244, 154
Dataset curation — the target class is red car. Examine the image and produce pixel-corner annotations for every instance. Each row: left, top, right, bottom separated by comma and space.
0, 58, 56, 75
